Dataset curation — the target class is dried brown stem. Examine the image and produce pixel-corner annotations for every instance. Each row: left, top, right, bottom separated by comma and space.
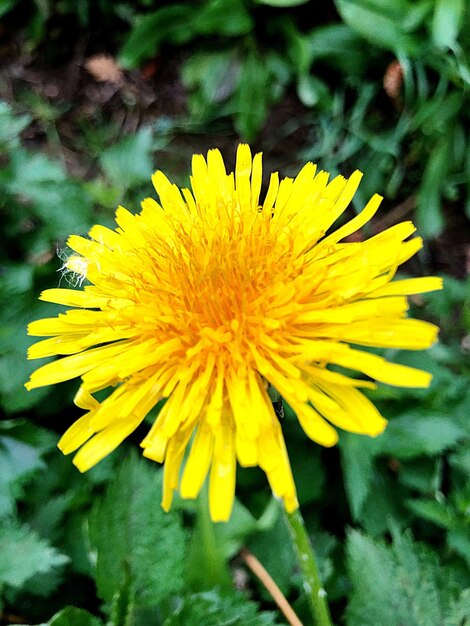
240, 547, 304, 626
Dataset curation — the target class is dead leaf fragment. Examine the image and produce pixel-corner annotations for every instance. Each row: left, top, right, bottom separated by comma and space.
85, 54, 123, 85
383, 60, 403, 100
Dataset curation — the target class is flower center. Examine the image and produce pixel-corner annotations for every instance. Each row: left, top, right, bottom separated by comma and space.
160, 211, 300, 355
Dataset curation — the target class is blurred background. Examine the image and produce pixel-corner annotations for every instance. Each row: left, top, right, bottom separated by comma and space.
1, 1, 469, 624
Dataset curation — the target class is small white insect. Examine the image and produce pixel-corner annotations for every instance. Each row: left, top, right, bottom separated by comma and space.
56, 246, 89, 288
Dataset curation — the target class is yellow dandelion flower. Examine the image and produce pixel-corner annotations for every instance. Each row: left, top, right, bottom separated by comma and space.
26, 144, 442, 522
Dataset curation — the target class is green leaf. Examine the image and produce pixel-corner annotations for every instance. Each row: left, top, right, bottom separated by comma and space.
163, 590, 278, 626
118, 5, 194, 68
0, 518, 68, 588
255, 0, 309, 5
88, 452, 187, 608
36, 182, 94, 239
432, 0, 464, 49
186, 486, 233, 591
398, 457, 443, 493
100, 127, 153, 192
448, 523, 470, 568
109, 567, 136, 626
7, 147, 65, 187
450, 445, 470, 475
407, 498, 454, 528
0, 264, 34, 295
346, 526, 453, 626
0, 296, 56, 413
0, 435, 45, 516
297, 73, 329, 107
213, 499, 259, 560
6, 148, 93, 239
192, 0, 253, 36
340, 433, 376, 520
0, 0, 16, 18
346, 530, 400, 626
376, 413, 465, 459
47, 606, 103, 626
182, 50, 241, 108
0, 101, 30, 148
444, 588, 470, 625
303, 24, 370, 75
416, 133, 453, 238
358, 472, 407, 536
235, 51, 269, 141
334, 0, 421, 54
289, 443, 325, 505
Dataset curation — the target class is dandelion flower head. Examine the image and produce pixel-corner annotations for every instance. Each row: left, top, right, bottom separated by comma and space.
26, 145, 442, 521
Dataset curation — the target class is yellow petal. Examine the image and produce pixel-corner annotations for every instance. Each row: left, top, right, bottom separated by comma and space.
180, 422, 214, 498
74, 386, 100, 411
25, 341, 132, 390
318, 382, 387, 437
58, 413, 95, 455
73, 413, 145, 472
209, 418, 236, 522
39, 288, 110, 308
330, 347, 433, 388
161, 428, 193, 511
371, 276, 443, 297
292, 400, 339, 447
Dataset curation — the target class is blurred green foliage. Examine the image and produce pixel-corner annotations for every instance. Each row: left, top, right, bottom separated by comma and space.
2, 0, 470, 234
1, 0, 470, 624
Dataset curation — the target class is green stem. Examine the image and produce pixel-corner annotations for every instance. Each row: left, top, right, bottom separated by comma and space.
187, 481, 232, 590
285, 508, 333, 626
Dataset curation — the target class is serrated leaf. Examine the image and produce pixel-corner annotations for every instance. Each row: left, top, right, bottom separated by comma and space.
89, 452, 187, 608
346, 526, 450, 626
0, 435, 45, 516
407, 498, 453, 528
340, 433, 377, 520
450, 445, 470, 474
163, 590, 278, 626
346, 531, 399, 626
399, 457, 442, 493
109, 567, 136, 626
100, 127, 153, 192
47, 606, 103, 626
0, 101, 30, 148
7, 147, 65, 188
0, 518, 68, 588
447, 523, 470, 568
5, 148, 93, 239
377, 413, 465, 459
0, 297, 56, 413
358, 472, 406, 536
444, 588, 470, 625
